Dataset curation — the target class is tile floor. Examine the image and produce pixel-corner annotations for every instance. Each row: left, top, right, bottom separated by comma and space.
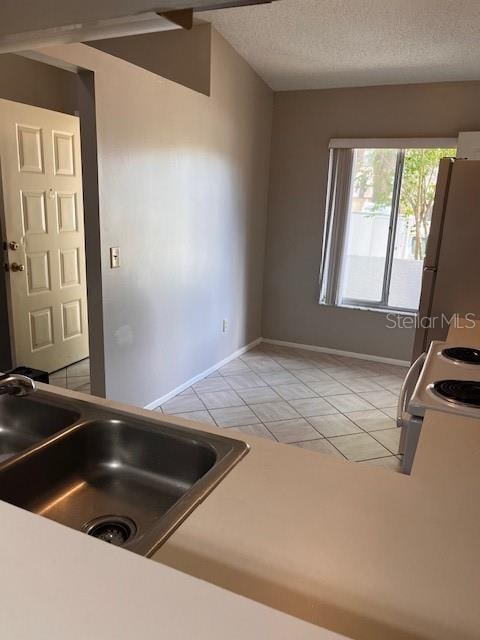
47, 346, 406, 472
49, 357, 91, 394
155, 343, 407, 472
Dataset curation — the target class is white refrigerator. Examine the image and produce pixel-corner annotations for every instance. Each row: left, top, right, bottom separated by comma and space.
412, 158, 480, 359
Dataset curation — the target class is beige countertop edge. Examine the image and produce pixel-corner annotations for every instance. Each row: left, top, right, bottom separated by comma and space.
0, 499, 347, 640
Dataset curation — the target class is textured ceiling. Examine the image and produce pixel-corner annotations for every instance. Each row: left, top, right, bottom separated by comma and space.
202, 0, 480, 90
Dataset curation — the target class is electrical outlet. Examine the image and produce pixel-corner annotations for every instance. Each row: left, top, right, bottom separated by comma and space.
222, 319, 229, 333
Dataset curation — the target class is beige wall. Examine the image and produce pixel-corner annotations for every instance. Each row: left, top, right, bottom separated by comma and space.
41, 28, 273, 407
263, 81, 480, 361
0, 53, 78, 113
88, 24, 212, 96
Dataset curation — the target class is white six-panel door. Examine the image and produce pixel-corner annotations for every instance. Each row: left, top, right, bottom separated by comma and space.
0, 98, 89, 373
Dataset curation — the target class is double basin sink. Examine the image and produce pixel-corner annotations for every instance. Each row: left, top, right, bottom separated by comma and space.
0, 389, 248, 556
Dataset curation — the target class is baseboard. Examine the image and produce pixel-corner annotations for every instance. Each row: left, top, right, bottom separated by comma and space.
144, 337, 263, 410
261, 338, 410, 367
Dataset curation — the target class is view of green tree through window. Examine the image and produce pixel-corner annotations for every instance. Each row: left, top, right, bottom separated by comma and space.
339, 146, 456, 311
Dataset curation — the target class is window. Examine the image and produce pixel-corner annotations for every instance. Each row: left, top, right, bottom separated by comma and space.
320, 140, 457, 312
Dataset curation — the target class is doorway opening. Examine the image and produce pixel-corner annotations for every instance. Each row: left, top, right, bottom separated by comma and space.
0, 54, 103, 396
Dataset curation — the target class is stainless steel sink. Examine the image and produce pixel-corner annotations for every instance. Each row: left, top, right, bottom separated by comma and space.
0, 394, 80, 463
0, 394, 248, 556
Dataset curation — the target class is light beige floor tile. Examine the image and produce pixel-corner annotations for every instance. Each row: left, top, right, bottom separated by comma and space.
251, 401, 300, 422
311, 358, 344, 371
209, 406, 260, 427
50, 368, 67, 381
175, 388, 196, 398
66, 375, 91, 393
308, 414, 362, 437
259, 370, 299, 386
175, 410, 217, 426
373, 375, 404, 393
346, 409, 396, 432
307, 353, 338, 364
325, 394, 374, 413
328, 432, 390, 462
314, 362, 345, 374
329, 367, 370, 381
218, 360, 251, 375
382, 407, 398, 419
247, 359, 284, 373
343, 378, 385, 393
227, 424, 276, 440
67, 358, 90, 378
332, 355, 362, 365
283, 360, 318, 371
236, 387, 282, 404
265, 418, 321, 443
272, 383, 317, 400
381, 363, 408, 376
225, 372, 267, 390
288, 397, 339, 417
371, 427, 402, 454
358, 390, 399, 409
293, 439, 345, 457
50, 378, 67, 389
240, 352, 272, 362
293, 369, 334, 383
385, 380, 402, 394
197, 390, 244, 409
306, 380, 351, 396
241, 355, 278, 368
78, 385, 91, 394
360, 456, 401, 472
353, 359, 388, 373
152, 344, 407, 468
162, 395, 206, 414
193, 377, 232, 393
355, 368, 380, 379
273, 356, 307, 367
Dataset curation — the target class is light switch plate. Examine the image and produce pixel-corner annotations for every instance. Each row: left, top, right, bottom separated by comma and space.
110, 247, 120, 268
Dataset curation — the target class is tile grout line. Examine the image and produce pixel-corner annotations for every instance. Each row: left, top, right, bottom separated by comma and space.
305, 437, 350, 461
363, 428, 401, 457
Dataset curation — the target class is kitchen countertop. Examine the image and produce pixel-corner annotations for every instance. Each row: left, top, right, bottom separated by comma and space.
2, 323, 480, 640
151, 324, 480, 640
154, 408, 480, 640
0, 494, 346, 640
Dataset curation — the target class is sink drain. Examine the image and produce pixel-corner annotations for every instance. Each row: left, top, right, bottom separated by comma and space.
83, 516, 136, 546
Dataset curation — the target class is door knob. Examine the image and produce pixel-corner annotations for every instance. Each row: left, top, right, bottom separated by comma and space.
10, 263, 24, 272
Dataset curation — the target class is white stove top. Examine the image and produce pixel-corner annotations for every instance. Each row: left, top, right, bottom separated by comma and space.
408, 341, 480, 419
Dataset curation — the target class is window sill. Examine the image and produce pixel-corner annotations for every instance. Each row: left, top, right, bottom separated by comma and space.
320, 301, 417, 317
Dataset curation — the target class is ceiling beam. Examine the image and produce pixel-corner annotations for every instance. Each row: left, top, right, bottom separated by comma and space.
159, 9, 194, 30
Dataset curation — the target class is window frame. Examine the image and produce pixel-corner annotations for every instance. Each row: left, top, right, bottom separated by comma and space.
320, 138, 457, 314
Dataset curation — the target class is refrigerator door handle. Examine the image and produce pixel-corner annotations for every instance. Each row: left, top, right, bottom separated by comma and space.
397, 352, 427, 428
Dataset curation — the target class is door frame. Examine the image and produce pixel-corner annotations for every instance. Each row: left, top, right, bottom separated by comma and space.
0, 165, 17, 367
0, 62, 105, 397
